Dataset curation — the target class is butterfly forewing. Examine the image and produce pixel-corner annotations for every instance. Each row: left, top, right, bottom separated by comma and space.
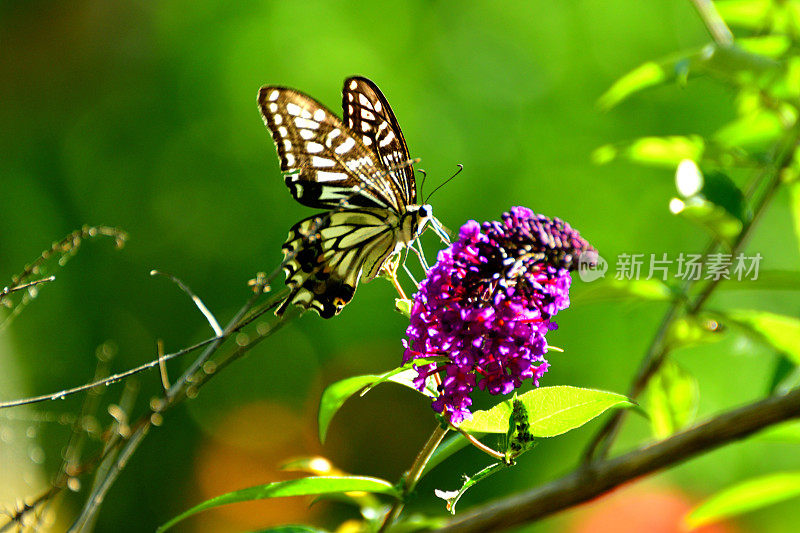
342, 77, 417, 206
258, 86, 405, 211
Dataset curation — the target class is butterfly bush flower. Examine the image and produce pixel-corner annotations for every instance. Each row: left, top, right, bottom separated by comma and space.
403, 207, 595, 425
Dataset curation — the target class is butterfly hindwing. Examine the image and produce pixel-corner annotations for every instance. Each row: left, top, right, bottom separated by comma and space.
342, 76, 417, 206
258, 86, 406, 211
278, 208, 401, 318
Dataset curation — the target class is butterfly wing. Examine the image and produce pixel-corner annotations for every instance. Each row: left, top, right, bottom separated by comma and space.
258, 86, 407, 212
277, 208, 401, 318
342, 76, 417, 206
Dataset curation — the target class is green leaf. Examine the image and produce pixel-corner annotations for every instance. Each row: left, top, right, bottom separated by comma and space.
395, 298, 413, 317
670, 196, 743, 245
724, 310, 800, 365
435, 462, 505, 515
665, 315, 726, 350
757, 421, 800, 443
714, 109, 787, 150
360, 357, 445, 397
158, 476, 399, 532
458, 386, 634, 436
645, 360, 699, 438
318, 362, 442, 443
699, 171, 747, 223
598, 44, 778, 110
318, 375, 378, 443
716, 269, 800, 291
592, 136, 705, 168
686, 472, 800, 529
715, 0, 771, 30
737, 35, 792, 58
575, 278, 675, 304
598, 59, 675, 110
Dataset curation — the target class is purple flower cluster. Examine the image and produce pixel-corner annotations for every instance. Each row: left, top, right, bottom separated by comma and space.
403, 207, 594, 425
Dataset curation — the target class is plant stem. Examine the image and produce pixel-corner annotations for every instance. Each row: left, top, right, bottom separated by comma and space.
437, 387, 800, 532
583, 122, 800, 463
378, 424, 449, 532
690, 0, 734, 47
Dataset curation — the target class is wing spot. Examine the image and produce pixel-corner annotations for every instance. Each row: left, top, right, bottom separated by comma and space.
335, 137, 356, 154
358, 94, 371, 107
363, 136, 373, 146
349, 80, 358, 90
278, 126, 288, 137
311, 155, 335, 167
274, 114, 282, 125
379, 131, 395, 147
374, 101, 382, 113
269, 103, 278, 112
347, 93, 354, 102
301, 108, 313, 119
316, 171, 346, 182
306, 142, 324, 153
283, 139, 292, 150
295, 117, 320, 129
361, 109, 375, 120
313, 109, 326, 121
286, 103, 302, 116
285, 153, 296, 166
268, 90, 280, 101
362, 122, 372, 132
300, 129, 314, 140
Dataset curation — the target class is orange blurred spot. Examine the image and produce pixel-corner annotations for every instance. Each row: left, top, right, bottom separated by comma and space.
192, 401, 324, 532
569, 483, 741, 533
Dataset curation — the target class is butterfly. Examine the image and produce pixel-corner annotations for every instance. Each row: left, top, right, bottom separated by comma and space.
258, 76, 448, 318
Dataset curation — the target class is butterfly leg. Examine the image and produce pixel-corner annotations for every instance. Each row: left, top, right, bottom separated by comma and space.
430, 216, 452, 244
413, 239, 430, 270
402, 255, 420, 290
379, 253, 408, 300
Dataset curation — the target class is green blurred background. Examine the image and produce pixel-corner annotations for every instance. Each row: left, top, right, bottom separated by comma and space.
1, 1, 798, 531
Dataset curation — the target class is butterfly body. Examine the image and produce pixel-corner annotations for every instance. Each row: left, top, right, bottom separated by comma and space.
258, 77, 441, 318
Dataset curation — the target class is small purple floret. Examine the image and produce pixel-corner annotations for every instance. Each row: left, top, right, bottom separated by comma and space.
403, 207, 594, 425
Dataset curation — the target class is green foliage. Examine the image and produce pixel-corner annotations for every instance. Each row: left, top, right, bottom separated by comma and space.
687, 471, 800, 529
458, 386, 634, 437
576, 278, 676, 304
645, 360, 699, 438
666, 315, 726, 350
158, 476, 399, 532
435, 462, 506, 515
317, 360, 441, 443
724, 309, 800, 365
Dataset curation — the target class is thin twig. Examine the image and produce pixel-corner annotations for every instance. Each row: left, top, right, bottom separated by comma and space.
0, 276, 56, 301
379, 424, 449, 532
157, 339, 170, 392
0, 292, 287, 410
690, 0, 734, 47
68, 296, 285, 530
151, 270, 223, 336
457, 427, 505, 460
437, 387, 800, 532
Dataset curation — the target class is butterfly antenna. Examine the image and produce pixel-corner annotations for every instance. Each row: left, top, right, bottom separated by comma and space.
424, 164, 463, 204
417, 168, 428, 198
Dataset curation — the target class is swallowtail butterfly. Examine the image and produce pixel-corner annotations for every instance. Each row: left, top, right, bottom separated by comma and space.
258, 76, 446, 318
